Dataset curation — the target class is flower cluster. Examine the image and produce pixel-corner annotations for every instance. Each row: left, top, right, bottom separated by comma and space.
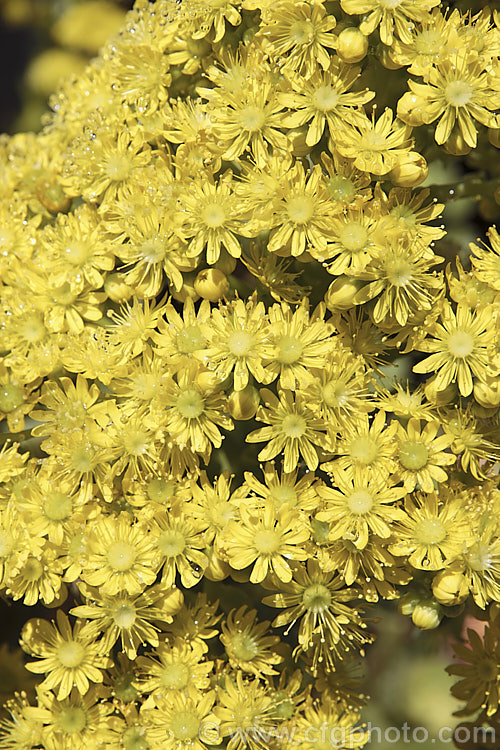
1, 0, 500, 748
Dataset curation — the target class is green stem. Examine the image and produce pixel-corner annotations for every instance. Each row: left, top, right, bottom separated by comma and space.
430, 174, 500, 203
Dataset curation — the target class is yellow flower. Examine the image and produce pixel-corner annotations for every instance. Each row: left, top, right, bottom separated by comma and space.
198, 296, 272, 391
81, 514, 159, 595
413, 302, 497, 397
151, 509, 208, 587
324, 409, 397, 479
280, 60, 374, 147
317, 467, 407, 549
142, 688, 221, 750
136, 636, 212, 696
6, 542, 65, 607
389, 492, 470, 570
220, 606, 283, 676
258, 1, 337, 75
214, 672, 278, 750
238, 461, 319, 515
221, 504, 310, 583
21, 611, 110, 701
262, 560, 371, 672
70, 582, 183, 660
394, 418, 455, 493
295, 694, 368, 750
247, 388, 332, 473
335, 108, 413, 175
153, 297, 212, 373
398, 53, 500, 147
341, 0, 440, 46
470, 226, 500, 292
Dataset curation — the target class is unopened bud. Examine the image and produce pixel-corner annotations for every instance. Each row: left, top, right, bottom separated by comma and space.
432, 569, 469, 606
411, 599, 442, 630
389, 152, 428, 187
228, 384, 260, 420
194, 268, 229, 302
336, 27, 369, 63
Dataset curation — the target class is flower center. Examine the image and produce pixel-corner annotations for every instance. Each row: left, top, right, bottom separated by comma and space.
385, 259, 413, 287
302, 583, 332, 613
239, 105, 266, 132
147, 478, 176, 504
286, 195, 315, 225
52, 282, 76, 306
414, 518, 446, 545
104, 153, 133, 181
347, 489, 374, 514
322, 381, 348, 408
348, 436, 379, 464
140, 240, 166, 263
57, 706, 87, 734
269, 484, 297, 509
65, 241, 90, 265
228, 331, 255, 357
123, 429, 149, 456
447, 330, 474, 358
339, 222, 369, 252
281, 414, 306, 438
466, 542, 492, 572
254, 529, 281, 554
445, 80, 473, 107
176, 388, 204, 419
277, 334, 303, 364
113, 603, 137, 629
312, 85, 339, 112
201, 202, 226, 228
290, 20, 314, 44
414, 29, 442, 57
57, 641, 85, 668
161, 661, 190, 689
477, 658, 498, 682
399, 440, 429, 470
170, 711, 200, 742
123, 727, 149, 750
44, 492, 73, 521
158, 529, 186, 558
327, 175, 356, 202
0, 384, 24, 413
23, 557, 43, 581
107, 542, 136, 572
176, 325, 206, 354
230, 632, 259, 661
20, 316, 46, 343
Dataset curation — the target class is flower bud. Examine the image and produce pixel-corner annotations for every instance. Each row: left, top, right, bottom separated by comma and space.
228, 385, 260, 420
397, 92, 426, 127
325, 276, 364, 310
194, 268, 229, 301
214, 248, 237, 276
104, 273, 133, 303
389, 152, 428, 187
432, 570, 469, 606
336, 27, 369, 63
411, 600, 442, 630
474, 376, 500, 408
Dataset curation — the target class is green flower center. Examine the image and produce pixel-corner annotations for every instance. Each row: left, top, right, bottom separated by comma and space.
290, 20, 314, 44
414, 518, 446, 545
399, 440, 429, 470
170, 711, 200, 742
0, 384, 24, 413
140, 240, 166, 263
277, 335, 303, 364
23, 557, 43, 581
57, 641, 85, 668
447, 330, 474, 358
20, 316, 46, 343
123, 429, 149, 456
44, 492, 73, 521
254, 529, 281, 554
445, 80, 473, 107
104, 153, 133, 181
385, 258, 413, 287
176, 388, 204, 419
281, 414, 306, 438
414, 29, 442, 57
161, 661, 190, 690
123, 727, 149, 750
327, 175, 356, 202
158, 529, 186, 558
107, 542, 136, 572
230, 632, 259, 661
56, 706, 87, 734
147, 478, 176, 504
347, 489, 374, 514
176, 325, 206, 354
322, 381, 348, 408
65, 241, 90, 266
302, 583, 332, 613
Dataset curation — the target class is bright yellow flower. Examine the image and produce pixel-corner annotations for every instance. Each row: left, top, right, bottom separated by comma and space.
151, 509, 208, 588
394, 418, 455, 493
21, 611, 110, 701
413, 302, 497, 397
142, 688, 220, 750
238, 461, 319, 515
136, 636, 212, 696
247, 388, 333, 472
341, 0, 440, 46
220, 606, 283, 676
